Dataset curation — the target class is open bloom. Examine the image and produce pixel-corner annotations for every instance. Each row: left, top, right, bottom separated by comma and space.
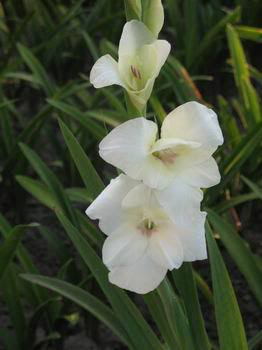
99, 101, 224, 190
90, 20, 170, 112
86, 174, 207, 294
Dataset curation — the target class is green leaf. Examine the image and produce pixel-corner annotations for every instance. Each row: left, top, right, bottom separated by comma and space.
227, 24, 261, 125
193, 270, 213, 305
143, 291, 177, 349
241, 175, 262, 200
0, 224, 31, 279
248, 330, 262, 350
47, 99, 106, 140
206, 223, 248, 350
0, 328, 18, 350
66, 187, 92, 204
16, 175, 58, 209
17, 43, 55, 96
193, 7, 241, 69
206, 123, 262, 204
173, 263, 211, 350
164, 57, 203, 103
0, 213, 50, 310
59, 119, 104, 198
157, 279, 194, 350
75, 210, 104, 248
19, 142, 77, 226
56, 212, 163, 350
3, 106, 51, 176
82, 31, 99, 60
215, 193, 259, 213
207, 211, 262, 306
25, 296, 61, 349
184, 0, 200, 68
21, 274, 130, 347
149, 94, 166, 123
1, 267, 26, 347
235, 26, 262, 43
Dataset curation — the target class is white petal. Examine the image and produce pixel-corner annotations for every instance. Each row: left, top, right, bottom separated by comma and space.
148, 225, 183, 270
100, 118, 179, 189
119, 20, 155, 57
102, 223, 148, 268
178, 156, 221, 188
122, 183, 153, 208
151, 137, 200, 153
154, 40, 171, 75
161, 101, 223, 157
108, 253, 167, 294
175, 212, 207, 261
155, 178, 203, 230
90, 54, 124, 88
124, 40, 170, 111
85, 174, 138, 235
99, 117, 156, 177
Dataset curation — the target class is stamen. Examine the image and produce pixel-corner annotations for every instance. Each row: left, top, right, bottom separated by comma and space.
131, 65, 142, 79
154, 149, 177, 165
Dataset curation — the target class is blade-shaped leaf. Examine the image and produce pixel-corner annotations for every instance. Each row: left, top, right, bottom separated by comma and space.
173, 263, 211, 350
208, 211, 262, 306
206, 223, 248, 350
21, 274, 130, 348
47, 99, 106, 140
19, 143, 77, 227
56, 211, 163, 350
16, 175, 58, 210
17, 43, 55, 96
227, 24, 261, 125
157, 279, 194, 350
59, 119, 104, 198
0, 224, 32, 279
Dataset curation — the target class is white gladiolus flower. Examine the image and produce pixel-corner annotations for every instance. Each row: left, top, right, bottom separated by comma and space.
86, 174, 207, 294
99, 101, 224, 190
90, 20, 170, 112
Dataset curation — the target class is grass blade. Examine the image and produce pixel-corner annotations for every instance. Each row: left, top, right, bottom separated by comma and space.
206, 223, 248, 350
207, 210, 262, 306
17, 43, 55, 96
21, 274, 130, 347
173, 263, 211, 350
59, 119, 104, 198
157, 279, 194, 350
227, 24, 261, 125
16, 175, 58, 210
235, 26, 262, 43
0, 225, 30, 279
47, 99, 106, 140
19, 143, 77, 226
56, 211, 163, 350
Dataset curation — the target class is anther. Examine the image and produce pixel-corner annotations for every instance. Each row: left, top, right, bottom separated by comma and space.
131, 65, 141, 79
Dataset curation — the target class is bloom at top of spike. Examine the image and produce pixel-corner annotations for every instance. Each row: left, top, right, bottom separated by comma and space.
89, 20, 170, 112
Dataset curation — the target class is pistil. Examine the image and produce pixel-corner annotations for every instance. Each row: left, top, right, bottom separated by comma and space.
154, 149, 177, 165
140, 218, 156, 236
